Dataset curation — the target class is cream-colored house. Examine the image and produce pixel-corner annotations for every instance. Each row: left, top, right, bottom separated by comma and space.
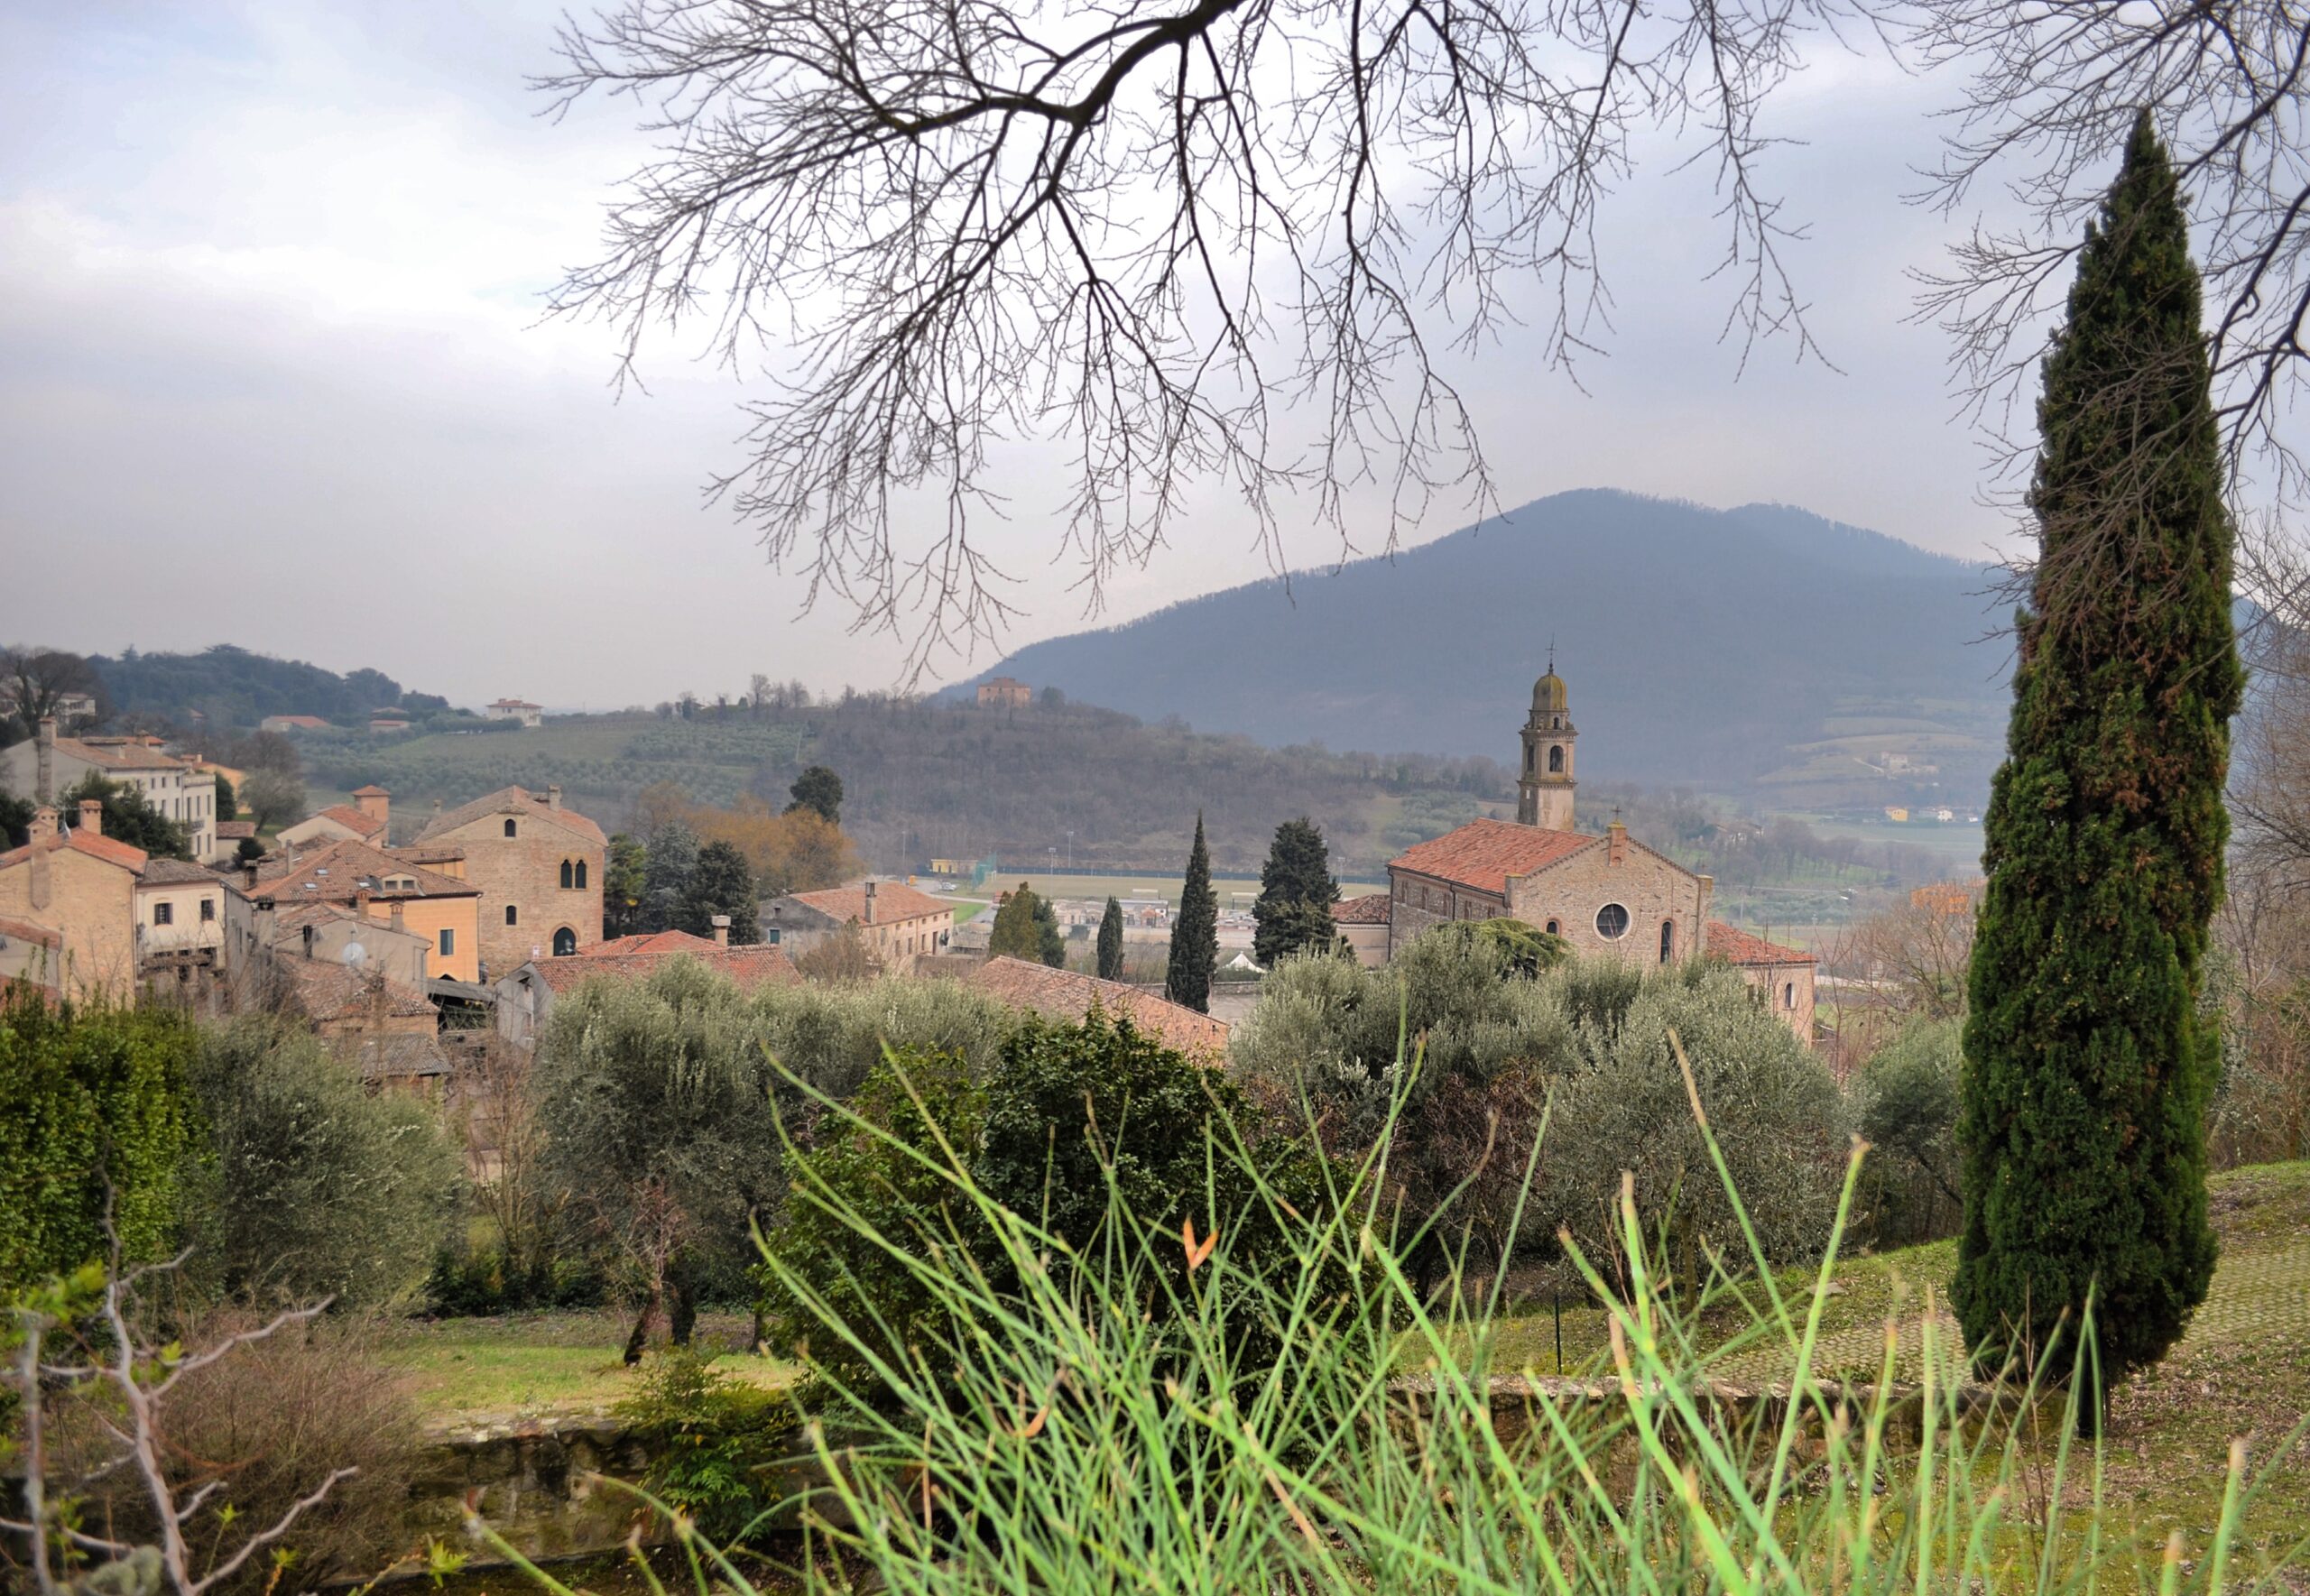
0, 719, 215, 861
279, 785, 393, 850
761, 880, 955, 972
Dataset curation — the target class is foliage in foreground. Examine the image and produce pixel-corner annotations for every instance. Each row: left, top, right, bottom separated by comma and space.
477, 1043, 2309, 1596
1961, 113, 2242, 1388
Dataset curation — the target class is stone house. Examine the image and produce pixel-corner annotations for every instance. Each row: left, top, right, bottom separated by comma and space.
266, 899, 435, 989
259, 715, 331, 733
134, 856, 253, 1001
241, 836, 483, 983
485, 698, 544, 728
411, 786, 605, 977
1333, 892, 1392, 967
0, 801, 148, 1000
975, 677, 1033, 708
0, 718, 216, 861
761, 880, 955, 972
1705, 920, 1817, 1044
279, 784, 393, 850
285, 960, 450, 1094
494, 927, 800, 1045
0, 911, 63, 994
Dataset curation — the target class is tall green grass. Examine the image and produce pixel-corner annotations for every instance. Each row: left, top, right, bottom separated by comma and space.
477, 1036, 2307, 1595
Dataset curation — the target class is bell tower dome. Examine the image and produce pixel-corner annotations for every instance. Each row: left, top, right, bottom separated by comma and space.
1518, 655, 1577, 830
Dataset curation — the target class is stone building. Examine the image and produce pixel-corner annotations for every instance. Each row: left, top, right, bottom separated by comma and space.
241, 836, 484, 983
410, 786, 605, 977
0, 718, 216, 861
279, 784, 393, 850
494, 928, 801, 1046
1334, 891, 1392, 968
0, 801, 146, 1000
975, 677, 1033, 708
1382, 668, 1814, 1043
485, 698, 544, 728
761, 880, 955, 972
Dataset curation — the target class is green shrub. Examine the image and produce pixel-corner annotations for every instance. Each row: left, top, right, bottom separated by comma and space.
0, 991, 202, 1292
184, 1017, 464, 1307
425, 1243, 604, 1316
1853, 1015, 1964, 1247
617, 1351, 791, 1545
756, 1047, 989, 1389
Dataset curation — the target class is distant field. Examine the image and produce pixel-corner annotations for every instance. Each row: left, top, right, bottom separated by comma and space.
947, 871, 1389, 909
1793, 811, 1987, 871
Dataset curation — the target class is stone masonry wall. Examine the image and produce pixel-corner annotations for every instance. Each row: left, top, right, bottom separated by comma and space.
1511, 838, 1709, 967
439, 814, 605, 980
0, 848, 139, 1001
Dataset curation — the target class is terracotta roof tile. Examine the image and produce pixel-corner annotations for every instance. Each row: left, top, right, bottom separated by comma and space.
1389, 818, 1596, 895
46, 735, 184, 772
288, 960, 439, 1021
963, 955, 1230, 1058
524, 943, 801, 994
1334, 891, 1392, 925
592, 930, 723, 955
137, 857, 226, 886
411, 786, 607, 848
0, 827, 150, 876
216, 821, 257, 841
1705, 920, 1816, 966
248, 837, 477, 902
349, 785, 392, 798
297, 804, 387, 840
780, 881, 951, 926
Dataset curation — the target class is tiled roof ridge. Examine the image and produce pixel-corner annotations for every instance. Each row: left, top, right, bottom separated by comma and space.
1705, 919, 1816, 966
1388, 817, 1598, 894
785, 880, 950, 924
411, 785, 607, 847
1334, 891, 1393, 925
0, 827, 151, 875
251, 836, 476, 899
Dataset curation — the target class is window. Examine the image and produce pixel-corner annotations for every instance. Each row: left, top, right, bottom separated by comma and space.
552, 927, 577, 956
153, 901, 173, 927
504, 818, 517, 837
559, 860, 573, 889
765, 928, 781, 945
1659, 920, 1675, 963
1594, 902, 1630, 940
1545, 919, 1560, 936
505, 905, 519, 926
575, 860, 587, 890
1548, 744, 1564, 773
200, 898, 216, 923
1524, 743, 1534, 773
1784, 982, 1797, 1010
439, 928, 455, 957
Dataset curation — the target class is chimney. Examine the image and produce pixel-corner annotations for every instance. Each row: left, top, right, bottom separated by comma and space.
78, 798, 104, 838
30, 805, 58, 841
35, 716, 55, 804
1606, 818, 1627, 865
355, 886, 373, 918
710, 913, 731, 947
546, 784, 562, 811
389, 899, 406, 933
863, 881, 877, 924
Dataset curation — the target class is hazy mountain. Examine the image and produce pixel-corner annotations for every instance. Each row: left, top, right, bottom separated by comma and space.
956, 490, 2010, 802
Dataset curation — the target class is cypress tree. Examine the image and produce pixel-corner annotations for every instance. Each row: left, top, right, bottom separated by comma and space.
1252, 816, 1339, 967
1032, 892, 1066, 968
1166, 814, 1218, 1013
1955, 114, 2242, 1400
1096, 896, 1125, 980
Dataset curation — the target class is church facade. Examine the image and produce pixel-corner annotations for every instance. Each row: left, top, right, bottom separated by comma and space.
1384, 667, 1816, 1042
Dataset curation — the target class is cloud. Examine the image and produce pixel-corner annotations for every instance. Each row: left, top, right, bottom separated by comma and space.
0, 1, 2030, 709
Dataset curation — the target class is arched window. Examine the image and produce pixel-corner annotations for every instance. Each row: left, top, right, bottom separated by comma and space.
1659, 919, 1675, 963
505, 905, 519, 927
575, 860, 588, 890
1545, 919, 1559, 936
559, 859, 573, 889
1548, 744, 1564, 773
553, 927, 578, 957
504, 818, 518, 838
1783, 982, 1796, 1010
1524, 743, 1535, 772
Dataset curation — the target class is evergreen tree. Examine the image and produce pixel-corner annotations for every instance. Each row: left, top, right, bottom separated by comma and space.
1956, 115, 2242, 1401
786, 765, 845, 824
988, 884, 1046, 962
603, 834, 649, 938
60, 774, 191, 861
1252, 816, 1338, 967
213, 773, 237, 823
641, 819, 699, 934
681, 840, 761, 943
1166, 814, 1218, 1013
1032, 892, 1066, 968
1095, 896, 1125, 980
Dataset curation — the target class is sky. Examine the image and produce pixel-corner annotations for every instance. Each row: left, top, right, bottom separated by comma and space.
0, 3, 2035, 712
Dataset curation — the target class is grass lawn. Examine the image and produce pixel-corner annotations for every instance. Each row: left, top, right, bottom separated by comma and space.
385, 1310, 796, 1422
1484, 1159, 2310, 1561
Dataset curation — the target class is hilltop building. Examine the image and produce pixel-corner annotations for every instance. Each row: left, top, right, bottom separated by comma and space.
1383, 667, 1815, 1042
485, 698, 544, 728
976, 677, 1033, 708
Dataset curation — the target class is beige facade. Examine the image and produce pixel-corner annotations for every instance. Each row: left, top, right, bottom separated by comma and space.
0, 803, 146, 1001
762, 880, 955, 972
243, 836, 483, 983
0, 720, 215, 861
976, 677, 1033, 708
411, 786, 605, 977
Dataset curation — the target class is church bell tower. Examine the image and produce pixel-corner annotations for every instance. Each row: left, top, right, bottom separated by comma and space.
1518, 657, 1577, 830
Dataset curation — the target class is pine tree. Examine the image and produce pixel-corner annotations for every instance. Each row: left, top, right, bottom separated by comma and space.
1096, 896, 1125, 980
786, 766, 844, 824
988, 884, 1046, 962
1956, 115, 2242, 1401
1166, 814, 1218, 1013
1252, 816, 1338, 967
681, 840, 761, 943
640, 819, 698, 934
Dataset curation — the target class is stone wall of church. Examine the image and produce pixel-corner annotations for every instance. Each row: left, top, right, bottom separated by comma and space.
1504, 837, 1710, 968
1385, 875, 1506, 953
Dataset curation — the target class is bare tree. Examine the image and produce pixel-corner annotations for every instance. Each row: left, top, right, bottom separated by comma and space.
539, 0, 1866, 675
0, 645, 103, 743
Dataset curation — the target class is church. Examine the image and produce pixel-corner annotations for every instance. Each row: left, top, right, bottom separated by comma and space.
1341, 665, 1816, 1042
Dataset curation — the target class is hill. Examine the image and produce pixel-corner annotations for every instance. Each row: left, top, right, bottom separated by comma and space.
954, 490, 2011, 808
89, 644, 452, 729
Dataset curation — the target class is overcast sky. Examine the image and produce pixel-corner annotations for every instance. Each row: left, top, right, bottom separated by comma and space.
0, 3, 2034, 712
